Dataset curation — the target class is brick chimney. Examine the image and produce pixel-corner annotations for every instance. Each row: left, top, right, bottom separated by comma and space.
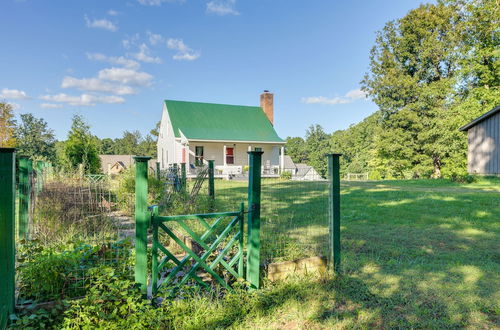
260, 90, 274, 125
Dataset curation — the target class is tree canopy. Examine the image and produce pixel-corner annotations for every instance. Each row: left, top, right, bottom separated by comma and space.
0, 102, 17, 147
15, 113, 56, 162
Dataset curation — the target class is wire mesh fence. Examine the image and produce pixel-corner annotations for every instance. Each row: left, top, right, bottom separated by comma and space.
15, 165, 135, 305
210, 171, 329, 265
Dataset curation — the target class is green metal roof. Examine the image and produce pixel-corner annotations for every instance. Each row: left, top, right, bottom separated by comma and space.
164, 100, 284, 143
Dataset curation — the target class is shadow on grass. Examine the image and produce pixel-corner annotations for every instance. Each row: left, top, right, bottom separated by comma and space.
209, 179, 499, 328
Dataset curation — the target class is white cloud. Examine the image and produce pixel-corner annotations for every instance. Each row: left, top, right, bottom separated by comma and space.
167, 38, 200, 61
0, 88, 29, 99
40, 103, 63, 109
40, 93, 124, 106
97, 67, 153, 86
107, 9, 120, 16
147, 31, 165, 45
10, 103, 21, 110
345, 89, 367, 100
131, 44, 162, 63
84, 15, 118, 31
137, 0, 183, 6
301, 96, 350, 105
301, 89, 368, 105
206, 0, 239, 16
61, 76, 137, 95
86, 52, 140, 69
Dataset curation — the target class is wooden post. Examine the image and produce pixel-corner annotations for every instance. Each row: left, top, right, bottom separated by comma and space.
208, 160, 215, 199
18, 157, 31, 239
0, 148, 16, 329
328, 154, 341, 274
36, 160, 43, 195
181, 163, 186, 192
238, 202, 245, 278
134, 156, 151, 295
246, 151, 263, 289
155, 161, 161, 180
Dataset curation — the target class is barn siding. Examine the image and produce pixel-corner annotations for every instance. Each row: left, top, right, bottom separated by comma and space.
467, 111, 499, 174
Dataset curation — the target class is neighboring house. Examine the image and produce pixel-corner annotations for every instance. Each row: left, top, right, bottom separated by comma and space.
459, 106, 500, 175
99, 155, 157, 175
282, 155, 323, 181
157, 91, 286, 177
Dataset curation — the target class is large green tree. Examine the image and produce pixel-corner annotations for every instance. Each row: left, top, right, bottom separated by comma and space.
362, 0, 499, 178
60, 115, 101, 174
15, 113, 56, 162
0, 102, 17, 147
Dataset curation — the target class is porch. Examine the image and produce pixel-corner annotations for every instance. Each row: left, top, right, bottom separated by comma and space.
182, 141, 285, 178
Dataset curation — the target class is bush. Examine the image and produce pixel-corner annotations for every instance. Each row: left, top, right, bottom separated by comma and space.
280, 171, 292, 180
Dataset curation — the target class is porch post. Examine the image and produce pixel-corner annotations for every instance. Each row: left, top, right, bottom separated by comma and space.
280, 146, 285, 173
223, 145, 227, 167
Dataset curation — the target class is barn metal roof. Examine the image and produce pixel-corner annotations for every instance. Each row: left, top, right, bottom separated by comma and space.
164, 100, 284, 143
459, 106, 500, 131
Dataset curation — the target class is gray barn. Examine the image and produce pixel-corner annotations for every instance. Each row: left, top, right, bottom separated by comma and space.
459, 106, 500, 175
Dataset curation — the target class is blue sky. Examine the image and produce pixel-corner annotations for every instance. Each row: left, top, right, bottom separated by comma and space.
0, 0, 427, 140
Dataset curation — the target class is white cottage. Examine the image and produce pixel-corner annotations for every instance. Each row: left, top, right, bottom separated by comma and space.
157, 91, 286, 177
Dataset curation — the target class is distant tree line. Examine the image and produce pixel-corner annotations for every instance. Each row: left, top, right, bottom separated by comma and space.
0, 104, 158, 174
286, 0, 499, 179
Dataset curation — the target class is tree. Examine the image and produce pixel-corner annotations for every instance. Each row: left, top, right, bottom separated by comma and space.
98, 138, 115, 155
138, 134, 156, 156
113, 130, 142, 155
0, 102, 16, 147
304, 125, 330, 177
60, 115, 101, 174
285, 137, 308, 163
362, 2, 466, 178
15, 113, 56, 162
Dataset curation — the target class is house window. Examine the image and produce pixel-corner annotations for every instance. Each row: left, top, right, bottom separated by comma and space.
254, 147, 262, 152
226, 147, 234, 165
195, 146, 204, 166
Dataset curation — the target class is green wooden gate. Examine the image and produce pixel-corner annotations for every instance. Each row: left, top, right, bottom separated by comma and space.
150, 204, 245, 295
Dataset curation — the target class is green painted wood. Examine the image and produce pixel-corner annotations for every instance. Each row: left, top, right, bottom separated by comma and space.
238, 202, 244, 278
17, 157, 31, 239
0, 148, 16, 329
161, 223, 229, 289
181, 163, 186, 192
35, 160, 43, 195
154, 211, 240, 222
174, 217, 241, 290
156, 216, 227, 286
134, 156, 151, 295
328, 154, 342, 274
151, 220, 159, 295
246, 151, 263, 289
208, 160, 215, 199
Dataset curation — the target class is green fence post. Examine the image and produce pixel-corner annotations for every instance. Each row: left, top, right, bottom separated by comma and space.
208, 160, 215, 199
246, 151, 263, 289
0, 148, 16, 329
181, 163, 186, 191
155, 161, 161, 180
328, 154, 341, 274
18, 157, 31, 239
134, 156, 151, 296
35, 160, 43, 195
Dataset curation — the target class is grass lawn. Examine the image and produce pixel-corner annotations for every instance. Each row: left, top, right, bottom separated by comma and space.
203, 177, 500, 328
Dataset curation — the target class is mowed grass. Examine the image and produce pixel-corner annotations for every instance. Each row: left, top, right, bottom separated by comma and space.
205, 177, 500, 328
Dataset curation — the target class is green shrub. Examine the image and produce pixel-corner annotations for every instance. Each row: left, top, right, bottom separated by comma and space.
280, 171, 292, 180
